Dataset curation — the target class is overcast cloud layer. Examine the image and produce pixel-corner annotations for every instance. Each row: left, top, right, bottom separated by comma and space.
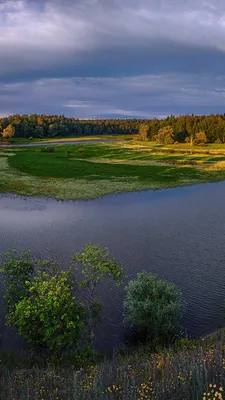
1, 0, 225, 118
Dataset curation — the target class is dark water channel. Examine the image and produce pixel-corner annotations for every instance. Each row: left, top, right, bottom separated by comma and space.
1, 182, 225, 353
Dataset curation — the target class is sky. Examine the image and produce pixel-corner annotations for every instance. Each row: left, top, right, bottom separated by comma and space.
1, 0, 225, 119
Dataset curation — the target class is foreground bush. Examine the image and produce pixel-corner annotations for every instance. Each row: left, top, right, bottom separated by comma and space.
123, 272, 183, 344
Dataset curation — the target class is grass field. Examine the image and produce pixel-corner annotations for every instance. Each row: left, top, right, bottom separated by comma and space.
1, 140, 225, 199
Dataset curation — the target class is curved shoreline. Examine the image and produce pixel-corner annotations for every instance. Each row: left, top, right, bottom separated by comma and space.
0, 176, 224, 202
0, 177, 225, 204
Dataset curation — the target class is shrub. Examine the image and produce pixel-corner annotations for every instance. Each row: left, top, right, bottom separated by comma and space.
215, 137, 223, 144
123, 272, 183, 344
43, 146, 56, 153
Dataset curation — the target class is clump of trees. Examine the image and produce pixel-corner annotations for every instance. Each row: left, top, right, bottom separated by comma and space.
1, 245, 183, 365
1, 244, 124, 364
0, 114, 138, 139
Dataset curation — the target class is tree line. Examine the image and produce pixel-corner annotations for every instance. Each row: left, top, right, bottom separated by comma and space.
1, 113, 225, 143
0, 114, 138, 139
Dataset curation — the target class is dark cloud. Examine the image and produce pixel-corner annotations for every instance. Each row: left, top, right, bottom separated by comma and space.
1, 0, 225, 117
1, 73, 225, 118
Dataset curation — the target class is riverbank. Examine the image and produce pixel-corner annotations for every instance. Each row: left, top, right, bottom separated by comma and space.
1, 329, 225, 399
1, 141, 225, 200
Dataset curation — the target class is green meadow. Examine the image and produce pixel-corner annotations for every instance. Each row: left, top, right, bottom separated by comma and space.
1, 140, 225, 199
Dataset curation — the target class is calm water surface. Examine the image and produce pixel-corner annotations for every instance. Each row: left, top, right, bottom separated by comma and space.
1, 182, 225, 353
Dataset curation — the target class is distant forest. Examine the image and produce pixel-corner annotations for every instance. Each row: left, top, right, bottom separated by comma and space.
1, 113, 225, 143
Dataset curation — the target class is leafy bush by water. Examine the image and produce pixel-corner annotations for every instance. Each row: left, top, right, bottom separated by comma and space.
123, 272, 183, 345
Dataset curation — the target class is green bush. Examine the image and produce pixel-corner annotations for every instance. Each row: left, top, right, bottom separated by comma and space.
42, 146, 56, 153
10, 271, 85, 359
123, 272, 183, 344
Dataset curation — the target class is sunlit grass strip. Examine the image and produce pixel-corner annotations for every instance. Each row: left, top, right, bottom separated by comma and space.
205, 161, 225, 171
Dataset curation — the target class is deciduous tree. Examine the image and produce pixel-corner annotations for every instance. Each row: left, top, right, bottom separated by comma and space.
71, 243, 124, 339
139, 123, 149, 141
2, 124, 15, 140
155, 126, 175, 144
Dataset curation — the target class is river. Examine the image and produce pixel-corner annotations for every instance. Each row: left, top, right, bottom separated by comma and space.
1, 181, 225, 353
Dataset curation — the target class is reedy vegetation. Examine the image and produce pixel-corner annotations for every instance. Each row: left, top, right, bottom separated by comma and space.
1, 332, 225, 399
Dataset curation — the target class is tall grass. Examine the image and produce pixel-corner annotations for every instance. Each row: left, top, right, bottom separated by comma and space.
1, 331, 225, 399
